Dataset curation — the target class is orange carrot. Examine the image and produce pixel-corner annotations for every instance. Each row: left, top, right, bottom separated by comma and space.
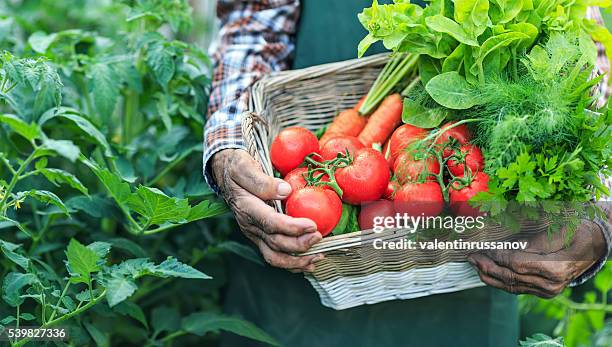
319, 109, 367, 146
354, 96, 367, 112
358, 93, 403, 147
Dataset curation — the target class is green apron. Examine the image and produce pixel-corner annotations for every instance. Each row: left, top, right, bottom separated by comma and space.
221, 1, 519, 346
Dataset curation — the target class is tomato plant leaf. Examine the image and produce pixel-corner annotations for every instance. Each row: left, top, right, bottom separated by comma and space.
0, 240, 30, 270
39, 168, 89, 195
66, 238, 101, 284
113, 301, 148, 328
39, 107, 113, 157
87, 241, 112, 261
83, 321, 110, 347
594, 262, 612, 294
88, 62, 120, 123
182, 312, 281, 347
186, 200, 228, 222
105, 276, 138, 307
144, 36, 176, 89
16, 190, 69, 214
2, 272, 39, 307
425, 71, 478, 109
41, 138, 80, 162
27, 31, 57, 54
152, 306, 181, 334
154, 257, 211, 279
82, 158, 132, 205
0, 114, 40, 141
104, 238, 147, 258
0, 216, 31, 238
127, 186, 190, 226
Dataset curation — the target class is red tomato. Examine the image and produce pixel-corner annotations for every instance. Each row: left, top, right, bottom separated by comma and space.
393, 151, 440, 184
358, 199, 396, 230
394, 182, 444, 217
335, 148, 390, 204
270, 127, 319, 176
284, 167, 330, 193
319, 135, 364, 161
286, 187, 342, 236
446, 144, 485, 177
435, 122, 472, 157
449, 172, 489, 216
383, 180, 400, 200
386, 124, 428, 167
284, 167, 308, 193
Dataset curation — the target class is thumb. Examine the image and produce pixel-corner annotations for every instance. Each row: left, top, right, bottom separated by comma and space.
231, 150, 292, 200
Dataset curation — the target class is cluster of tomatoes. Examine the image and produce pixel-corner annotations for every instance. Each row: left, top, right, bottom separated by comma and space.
269, 122, 489, 237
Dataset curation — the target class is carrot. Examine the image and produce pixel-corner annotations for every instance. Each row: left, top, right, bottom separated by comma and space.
354, 96, 367, 112
319, 109, 367, 146
358, 93, 403, 147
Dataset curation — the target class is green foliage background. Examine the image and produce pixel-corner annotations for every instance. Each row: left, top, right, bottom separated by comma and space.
0, 1, 277, 346
0, 1, 609, 347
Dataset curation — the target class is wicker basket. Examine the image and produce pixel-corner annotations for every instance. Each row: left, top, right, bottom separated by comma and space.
243, 53, 548, 310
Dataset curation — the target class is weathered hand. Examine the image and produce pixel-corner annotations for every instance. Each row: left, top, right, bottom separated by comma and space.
468, 221, 607, 298
211, 149, 323, 272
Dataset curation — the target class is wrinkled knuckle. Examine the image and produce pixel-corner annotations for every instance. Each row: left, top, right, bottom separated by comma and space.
263, 254, 281, 267
296, 240, 311, 253
259, 216, 276, 233
265, 235, 281, 250
549, 269, 565, 282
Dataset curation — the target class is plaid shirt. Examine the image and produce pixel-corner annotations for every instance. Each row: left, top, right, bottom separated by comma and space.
204, 1, 610, 284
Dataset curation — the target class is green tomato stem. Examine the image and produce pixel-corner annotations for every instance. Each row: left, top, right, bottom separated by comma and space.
0, 150, 37, 215
48, 281, 71, 322
11, 290, 107, 347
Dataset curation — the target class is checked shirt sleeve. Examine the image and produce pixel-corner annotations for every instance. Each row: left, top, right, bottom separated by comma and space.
203, 0, 300, 193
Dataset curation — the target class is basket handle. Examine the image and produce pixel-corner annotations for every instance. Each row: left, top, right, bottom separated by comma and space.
241, 111, 266, 159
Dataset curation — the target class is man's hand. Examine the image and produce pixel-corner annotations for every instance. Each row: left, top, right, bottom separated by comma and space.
211, 149, 323, 272
468, 221, 607, 298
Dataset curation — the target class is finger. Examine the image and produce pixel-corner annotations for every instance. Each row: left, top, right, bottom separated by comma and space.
475, 271, 556, 298
264, 231, 323, 253
469, 254, 563, 297
256, 238, 322, 271
230, 150, 292, 200
244, 222, 322, 253
237, 194, 317, 236
483, 249, 557, 277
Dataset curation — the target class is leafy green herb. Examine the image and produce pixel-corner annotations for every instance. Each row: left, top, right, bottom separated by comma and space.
358, 0, 612, 111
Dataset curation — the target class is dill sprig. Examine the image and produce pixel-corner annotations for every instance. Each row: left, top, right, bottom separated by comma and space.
462, 32, 597, 172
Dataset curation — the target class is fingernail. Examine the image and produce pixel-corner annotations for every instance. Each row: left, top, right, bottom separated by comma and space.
294, 219, 317, 232
467, 256, 475, 265
310, 233, 322, 245
277, 181, 292, 197
305, 225, 317, 233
